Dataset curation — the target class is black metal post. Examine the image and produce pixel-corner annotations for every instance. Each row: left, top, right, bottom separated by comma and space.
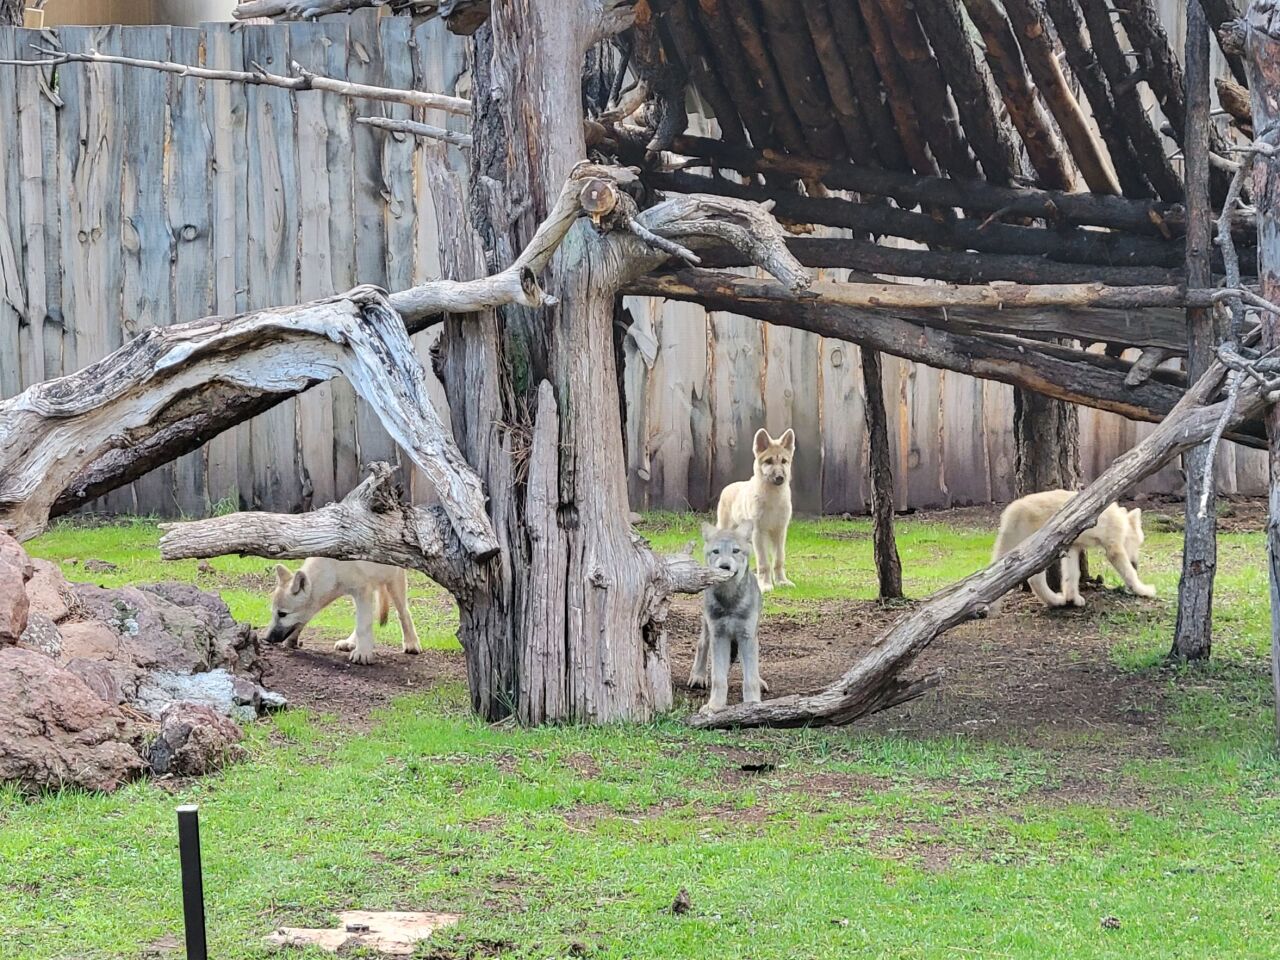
176, 804, 208, 960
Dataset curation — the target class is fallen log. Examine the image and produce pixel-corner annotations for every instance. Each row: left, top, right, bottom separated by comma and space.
0, 287, 497, 557
690, 355, 1272, 728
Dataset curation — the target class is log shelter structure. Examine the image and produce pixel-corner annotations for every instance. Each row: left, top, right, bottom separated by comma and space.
4, 0, 1280, 734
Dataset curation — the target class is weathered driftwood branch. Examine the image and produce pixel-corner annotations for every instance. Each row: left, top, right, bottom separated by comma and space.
357, 115, 473, 149
690, 357, 1273, 729
625, 269, 1267, 448
1, 44, 471, 115
654, 272, 1206, 312
160, 462, 471, 590
0, 287, 498, 558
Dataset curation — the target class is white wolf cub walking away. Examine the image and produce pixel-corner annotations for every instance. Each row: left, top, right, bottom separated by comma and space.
689, 522, 767, 714
716, 427, 795, 592
266, 559, 420, 664
991, 489, 1156, 611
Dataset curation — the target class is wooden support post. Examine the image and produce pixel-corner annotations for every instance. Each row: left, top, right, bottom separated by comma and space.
1239, 1, 1280, 741
860, 348, 903, 599
1173, 0, 1218, 661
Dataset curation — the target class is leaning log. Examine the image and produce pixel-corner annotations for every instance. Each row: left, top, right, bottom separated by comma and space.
861, 348, 904, 599
690, 355, 1271, 728
0, 287, 497, 557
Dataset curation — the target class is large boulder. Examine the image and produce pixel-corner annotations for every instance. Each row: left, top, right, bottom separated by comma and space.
0, 647, 148, 794
0, 536, 283, 793
0, 532, 32, 644
147, 702, 247, 777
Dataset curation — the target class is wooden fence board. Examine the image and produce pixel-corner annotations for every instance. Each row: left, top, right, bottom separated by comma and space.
243, 23, 303, 511
15, 31, 59, 389
292, 20, 338, 510
0, 28, 24, 404
820, 340, 866, 513
167, 26, 214, 517
121, 25, 176, 514
60, 26, 133, 514
763, 322, 824, 514
202, 21, 248, 510
706, 310, 766, 504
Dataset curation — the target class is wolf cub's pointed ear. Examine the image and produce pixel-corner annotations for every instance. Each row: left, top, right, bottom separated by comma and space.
733, 520, 755, 541
275, 563, 291, 586
701, 521, 719, 541
753, 428, 771, 455
291, 570, 309, 595
780, 428, 795, 451
1129, 507, 1143, 528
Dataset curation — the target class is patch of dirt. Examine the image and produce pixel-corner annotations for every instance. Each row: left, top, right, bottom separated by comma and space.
868, 822, 967, 873
260, 642, 465, 727
669, 587, 1170, 759
564, 752, 602, 778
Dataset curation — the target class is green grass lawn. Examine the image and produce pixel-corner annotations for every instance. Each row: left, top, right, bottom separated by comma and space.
4, 508, 1279, 959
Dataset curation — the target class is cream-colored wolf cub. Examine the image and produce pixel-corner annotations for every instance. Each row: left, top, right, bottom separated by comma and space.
265, 559, 420, 664
716, 428, 795, 591
991, 489, 1155, 610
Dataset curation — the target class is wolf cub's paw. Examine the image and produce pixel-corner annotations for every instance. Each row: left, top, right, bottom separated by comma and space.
1135, 584, 1157, 599
403, 642, 422, 655
776, 577, 795, 588
688, 672, 708, 689
348, 647, 376, 665
334, 637, 356, 652
756, 576, 774, 592
1068, 595, 1086, 608
698, 701, 724, 717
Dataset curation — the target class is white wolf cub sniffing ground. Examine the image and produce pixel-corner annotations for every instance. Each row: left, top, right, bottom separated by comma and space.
716, 427, 795, 591
265, 559, 420, 665
991, 489, 1155, 611
689, 522, 766, 714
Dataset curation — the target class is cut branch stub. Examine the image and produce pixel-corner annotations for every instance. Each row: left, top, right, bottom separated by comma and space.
579, 177, 619, 224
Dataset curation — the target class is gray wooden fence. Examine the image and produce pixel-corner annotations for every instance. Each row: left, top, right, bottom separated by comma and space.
0, 14, 1267, 519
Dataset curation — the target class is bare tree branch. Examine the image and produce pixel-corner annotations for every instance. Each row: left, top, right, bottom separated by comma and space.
357, 115, 473, 148
0, 44, 471, 116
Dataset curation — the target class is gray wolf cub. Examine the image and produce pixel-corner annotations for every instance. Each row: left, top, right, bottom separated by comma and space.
689, 522, 766, 714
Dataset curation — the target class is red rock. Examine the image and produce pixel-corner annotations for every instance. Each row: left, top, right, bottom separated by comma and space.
26, 559, 71, 623
147, 702, 246, 777
0, 647, 148, 794
0, 532, 33, 645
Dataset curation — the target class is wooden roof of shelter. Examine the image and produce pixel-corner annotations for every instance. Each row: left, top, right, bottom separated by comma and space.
633, 0, 1242, 202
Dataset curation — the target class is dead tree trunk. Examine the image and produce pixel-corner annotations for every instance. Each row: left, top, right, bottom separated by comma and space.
1239, 0, 1280, 741
0, 0, 21, 27
1173, 0, 1218, 661
860, 349, 903, 599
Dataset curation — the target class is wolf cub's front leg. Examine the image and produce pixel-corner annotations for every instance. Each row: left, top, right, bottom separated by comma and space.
698, 629, 732, 715
1108, 547, 1157, 598
340, 586, 378, 665
771, 526, 794, 588
689, 617, 710, 689
752, 529, 774, 592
